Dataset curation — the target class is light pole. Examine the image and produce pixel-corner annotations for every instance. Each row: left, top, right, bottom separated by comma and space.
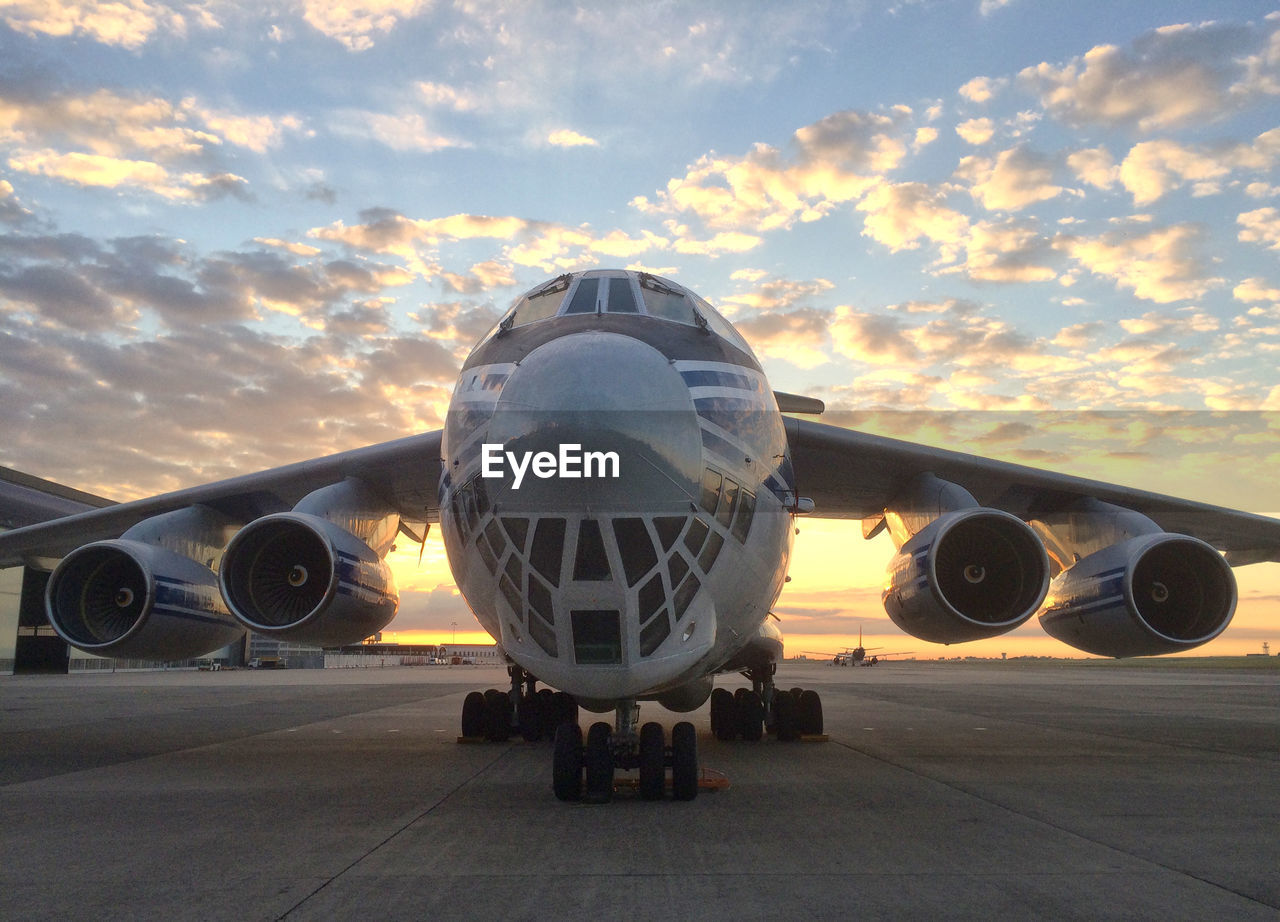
451, 621, 457, 645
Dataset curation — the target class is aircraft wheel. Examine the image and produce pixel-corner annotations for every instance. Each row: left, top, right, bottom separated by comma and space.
638, 722, 666, 801
552, 722, 583, 801
551, 691, 579, 728
483, 689, 512, 741
461, 691, 486, 738
798, 690, 824, 736
773, 688, 800, 741
739, 691, 764, 741
789, 687, 804, 701
670, 721, 698, 801
518, 692, 545, 742
584, 722, 614, 804
709, 688, 736, 740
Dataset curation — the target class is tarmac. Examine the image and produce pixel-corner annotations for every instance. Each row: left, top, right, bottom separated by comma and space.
1, 660, 1278, 921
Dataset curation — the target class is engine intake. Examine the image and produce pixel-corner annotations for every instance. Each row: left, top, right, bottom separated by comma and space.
884, 509, 1050, 643
220, 512, 398, 647
1040, 533, 1236, 657
46, 540, 242, 660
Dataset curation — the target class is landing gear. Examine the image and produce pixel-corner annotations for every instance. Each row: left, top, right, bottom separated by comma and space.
550, 700, 700, 803
708, 664, 824, 741
460, 665, 577, 743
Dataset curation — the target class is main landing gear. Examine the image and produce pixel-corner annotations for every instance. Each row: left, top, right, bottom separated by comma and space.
460, 665, 577, 743
553, 701, 699, 803
709, 663, 824, 742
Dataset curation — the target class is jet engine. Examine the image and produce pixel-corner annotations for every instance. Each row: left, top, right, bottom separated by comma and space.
46, 538, 243, 660
219, 511, 398, 647
883, 508, 1050, 643
1040, 533, 1236, 657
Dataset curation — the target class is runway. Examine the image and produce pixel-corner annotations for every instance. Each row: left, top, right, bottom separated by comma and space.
2, 660, 1278, 920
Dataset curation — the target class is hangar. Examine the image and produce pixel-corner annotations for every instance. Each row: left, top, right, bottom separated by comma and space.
0, 466, 115, 674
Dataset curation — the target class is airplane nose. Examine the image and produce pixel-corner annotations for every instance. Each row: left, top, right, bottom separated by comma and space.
484, 331, 703, 510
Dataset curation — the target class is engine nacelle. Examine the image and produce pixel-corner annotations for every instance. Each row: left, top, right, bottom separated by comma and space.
884, 508, 1050, 643
219, 512, 398, 647
46, 539, 243, 660
1040, 533, 1236, 657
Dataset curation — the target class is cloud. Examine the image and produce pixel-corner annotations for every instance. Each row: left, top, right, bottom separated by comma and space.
0, 86, 299, 160
0, 180, 33, 225
1238, 207, 1280, 250
1067, 146, 1119, 190
301, 0, 432, 52
829, 307, 917, 365
1055, 222, 1222, 303
1117, 129, 1280, 205
857, 181, 970, 253
0, 0, 178, 48
958, 76, 1006, 103
546, 129, 599, 148
721, 276, 835, 314
7, 149, 226, 200
955, 118, 994, 146
955, 145, 1063, 211
955, 218, 1058, 283
1020, 18, 1280, 132
731, 308, 832, 368
632, 107, 914, 232
1234, 277, 1280, 303
331, 111, 470, 153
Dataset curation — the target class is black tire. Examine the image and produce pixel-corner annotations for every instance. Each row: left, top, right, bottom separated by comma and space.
798, 689, 824, 736
639, 722, 666, 801
484, 689, 512, 742
790, 687, 804, 701
552, 722, 583, 801
518, 692, 545, 742
584, 721, 614, 804
551, 691, 578, 728
461, 691, 486, 738
773, 688, 800, 742
670, 721, 698, 801
709, 688, 736, 740
740, 690, 764, 741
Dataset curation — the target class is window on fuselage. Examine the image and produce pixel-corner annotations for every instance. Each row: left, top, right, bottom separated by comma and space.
639, 274, 697, 324
572, 519, 612, 581
606, 277, 639, 313
564, 277, 601, 314
509, 275, 570, 327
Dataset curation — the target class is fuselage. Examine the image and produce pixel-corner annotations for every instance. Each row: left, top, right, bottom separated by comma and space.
439, 270, 796, 704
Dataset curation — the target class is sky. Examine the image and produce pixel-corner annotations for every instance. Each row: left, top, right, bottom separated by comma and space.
1, 0, 1279, 657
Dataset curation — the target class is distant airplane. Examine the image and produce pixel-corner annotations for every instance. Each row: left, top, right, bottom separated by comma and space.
1, 268, 1276, 803
804, 627, 912, 665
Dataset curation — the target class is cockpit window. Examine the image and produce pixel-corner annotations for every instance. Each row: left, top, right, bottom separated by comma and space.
505, 274, 571, 329
639, 273, 697, 323
606, 277, 639, 313
564, 277, 600, 314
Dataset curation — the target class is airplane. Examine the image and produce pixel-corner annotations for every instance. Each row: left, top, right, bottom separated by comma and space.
803, 626, 912, 665
2, 267, 1279, 804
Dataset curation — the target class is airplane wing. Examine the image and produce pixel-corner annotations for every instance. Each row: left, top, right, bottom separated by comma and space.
0, 430, 443, 567
785, 416, 1280, 566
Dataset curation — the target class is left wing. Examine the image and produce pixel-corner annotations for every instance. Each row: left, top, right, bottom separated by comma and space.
786, 416, 1280, 565
0, 431, 443, 567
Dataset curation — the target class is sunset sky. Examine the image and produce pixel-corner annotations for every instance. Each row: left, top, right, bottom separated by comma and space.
1, 1, 1279, 657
